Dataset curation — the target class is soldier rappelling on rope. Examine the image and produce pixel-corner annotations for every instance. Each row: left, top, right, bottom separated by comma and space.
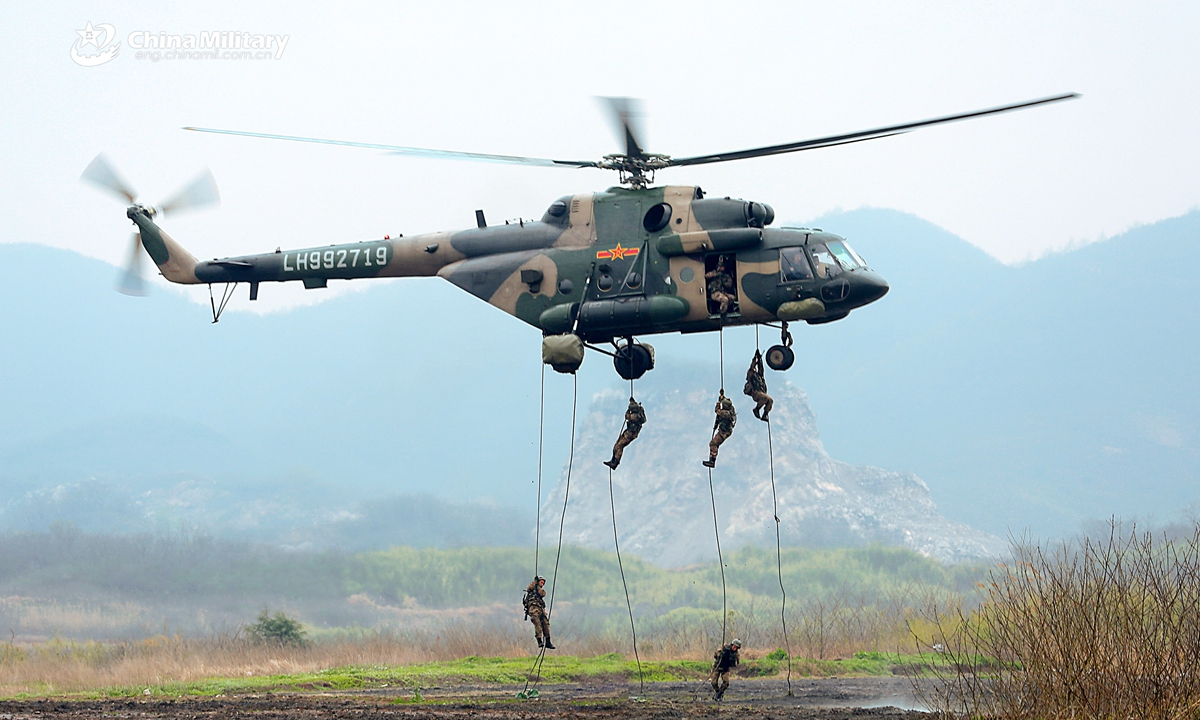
604, 397, 646, 470
703, 391, 737, 468
523, 576, 555, 650
743, 350, 773, 422
710, 638, 741, 701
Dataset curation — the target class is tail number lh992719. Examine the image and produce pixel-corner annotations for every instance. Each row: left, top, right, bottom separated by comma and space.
282, 244, 390, 274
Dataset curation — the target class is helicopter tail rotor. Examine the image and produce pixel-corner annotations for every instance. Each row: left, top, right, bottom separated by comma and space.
80, 153, 137, 204
81, 153, 219, 294
116, 232, 148, 297
159, 168, 220, 215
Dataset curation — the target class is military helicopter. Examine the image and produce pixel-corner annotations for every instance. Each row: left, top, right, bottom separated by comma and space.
84, 94, 1077, 379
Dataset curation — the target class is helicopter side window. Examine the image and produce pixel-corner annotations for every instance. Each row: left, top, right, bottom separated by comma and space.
808, 243, 841, 278
826, 240, 861, 270
780, 247, 813, 282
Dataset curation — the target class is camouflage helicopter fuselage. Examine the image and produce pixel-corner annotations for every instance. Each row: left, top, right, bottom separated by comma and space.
128, 185, 888, 343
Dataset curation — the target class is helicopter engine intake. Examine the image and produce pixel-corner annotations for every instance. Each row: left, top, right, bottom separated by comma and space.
690, 197, 775, 231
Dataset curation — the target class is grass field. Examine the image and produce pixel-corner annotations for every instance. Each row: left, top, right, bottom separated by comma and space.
1, 649, 945, 700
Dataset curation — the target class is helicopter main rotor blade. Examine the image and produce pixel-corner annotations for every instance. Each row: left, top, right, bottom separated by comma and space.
159, 168, 220, 215
81, 153, 138, 204
116, 232, 148, 296
667, 93, 1080, 168
183, 127, 598, 168
599, 96, 647, 160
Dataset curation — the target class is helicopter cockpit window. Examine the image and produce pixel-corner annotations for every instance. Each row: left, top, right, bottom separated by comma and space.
808, 243, 841, 278
780, 247, 814, 282
843, 241, 869, 269
825, 240, 861, 270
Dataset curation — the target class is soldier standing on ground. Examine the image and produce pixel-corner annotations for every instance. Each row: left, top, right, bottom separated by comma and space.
743, 350, 773, 422
604, 397, 646, 470
703, 391, 737, 468
523, 576, 555, 649
705, 256, 738, 317
710, 638, 741, 700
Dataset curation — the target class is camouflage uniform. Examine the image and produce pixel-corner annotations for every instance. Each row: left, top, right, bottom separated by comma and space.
523, 577, 554, 649
705, 259, 738, 316
704, 393, 737, 468
709, 640, 741, 700
743, 350, 773, 421
605, 398, 646, 469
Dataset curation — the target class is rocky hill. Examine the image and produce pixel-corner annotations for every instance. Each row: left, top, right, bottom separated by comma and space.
540, 366, 1003, 566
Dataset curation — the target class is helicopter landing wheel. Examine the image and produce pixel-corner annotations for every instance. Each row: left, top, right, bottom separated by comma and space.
614, 342, 654, 380
765, 344, 795, 372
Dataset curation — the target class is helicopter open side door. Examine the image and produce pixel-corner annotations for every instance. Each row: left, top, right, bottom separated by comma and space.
703, 253, 739, 317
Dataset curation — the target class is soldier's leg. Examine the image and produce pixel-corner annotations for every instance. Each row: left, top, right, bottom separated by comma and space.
609, 430, 633, 467
529, 607, 546, 643
753, 391, 773, 421
709, 429, 730, 463
709, 668, 720, 693
540, 613, 555, 649
718, 670, 730, 693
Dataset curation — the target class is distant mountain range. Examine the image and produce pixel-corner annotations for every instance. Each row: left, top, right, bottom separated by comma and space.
792, 209, 1200, 536
0, 207, 1196, 544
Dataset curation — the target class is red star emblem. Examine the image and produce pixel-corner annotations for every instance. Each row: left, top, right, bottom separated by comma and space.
596, 244, 640, 260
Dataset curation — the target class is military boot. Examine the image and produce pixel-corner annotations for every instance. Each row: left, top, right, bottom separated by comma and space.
536, 636, 544, 648
603, 458, 618, 470
544, 637, 556, 650
702, 458, 716, 468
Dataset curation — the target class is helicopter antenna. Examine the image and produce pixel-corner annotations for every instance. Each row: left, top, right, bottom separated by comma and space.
185, 93, 1078, 189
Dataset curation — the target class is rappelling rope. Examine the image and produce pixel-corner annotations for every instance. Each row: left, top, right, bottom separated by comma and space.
535, 362, 545, 577
608, 465, 644, 693
521, 372, 578, 696
718, 325, 726, 393
756, 324, 794, 696
614, 372, 644, 693
709, 324, 728, 647
708, 467, 728, 647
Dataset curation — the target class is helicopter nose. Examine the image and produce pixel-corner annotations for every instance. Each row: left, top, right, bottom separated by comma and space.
853, 270, 889, 306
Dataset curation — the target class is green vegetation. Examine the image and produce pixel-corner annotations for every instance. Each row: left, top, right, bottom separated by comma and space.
40, 652, 945, 700
247, 608, 307, 645
351, 543, 984, 610
0, 528, 982, 611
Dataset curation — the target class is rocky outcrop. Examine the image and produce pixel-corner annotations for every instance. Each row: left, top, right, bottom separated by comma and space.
540, 365, 1004, 566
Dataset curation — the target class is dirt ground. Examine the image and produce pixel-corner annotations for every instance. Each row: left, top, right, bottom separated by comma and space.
0, 677, 932, 718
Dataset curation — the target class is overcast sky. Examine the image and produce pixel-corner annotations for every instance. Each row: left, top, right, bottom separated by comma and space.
3, 1, 1198, 311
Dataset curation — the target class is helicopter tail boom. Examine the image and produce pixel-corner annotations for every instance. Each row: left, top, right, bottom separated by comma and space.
127, 206, 201, 284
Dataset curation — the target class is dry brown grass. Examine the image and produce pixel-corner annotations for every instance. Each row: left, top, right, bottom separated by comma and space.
0, 598, 939, 697
918, 521, 1200, 720
0, 622, 535, 697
